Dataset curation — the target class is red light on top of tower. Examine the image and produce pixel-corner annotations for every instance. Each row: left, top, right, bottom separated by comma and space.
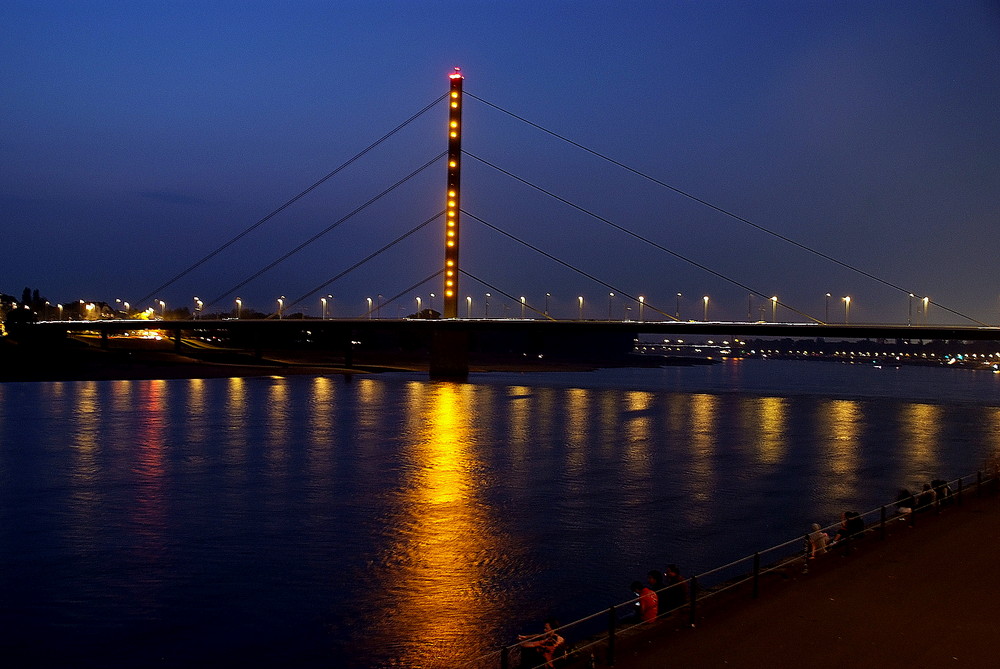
449, 67, 463, 80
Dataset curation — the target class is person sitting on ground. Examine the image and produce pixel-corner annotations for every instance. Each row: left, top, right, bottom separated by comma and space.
916, 483, 937, 511
662, 564, 687, 612
932, 479, 952, 506
895, 488, 915, 517
808, 522, 829, 558
631, 580, 658, 623
518, 618, 565, 669
832, 511, 865, 543
647, 569, 670, 616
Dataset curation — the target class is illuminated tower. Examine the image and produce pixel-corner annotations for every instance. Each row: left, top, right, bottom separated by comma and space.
443, 67, 463, 319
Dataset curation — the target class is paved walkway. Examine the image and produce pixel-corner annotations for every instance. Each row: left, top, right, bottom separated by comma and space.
603, 493, 1000, 669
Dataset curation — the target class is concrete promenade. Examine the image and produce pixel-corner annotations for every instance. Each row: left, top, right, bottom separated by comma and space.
604, 490, 1000, 669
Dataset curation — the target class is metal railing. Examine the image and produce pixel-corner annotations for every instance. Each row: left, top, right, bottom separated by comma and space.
459, 466, 998, 669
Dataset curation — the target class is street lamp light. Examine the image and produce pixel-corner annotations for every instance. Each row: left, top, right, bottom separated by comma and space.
770, 296, 778, 322
277, 296, 285, 319
235, 297, 242, 319
366, 297, 373, 319
545, 293, 551, 316
922, 296, 929, 323
638, 295, 644, 322
578, 296, 584, 320
520, 296, 526, 319
825, 293, 831, 323
485, 293, 491, 318
675, 293, 681, 319
194, 297, 203, 319
158, 300, 166, 319
843, 295, 851, 324
321, 296, 328, 320
703, 295, 709, 321
416, 296, 422, 315
57, 304, 63, 321
466, 295, 472, 318
608, 292, 614, 320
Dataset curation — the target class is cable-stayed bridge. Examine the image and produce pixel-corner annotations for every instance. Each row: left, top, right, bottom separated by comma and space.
34, 69, 1000, 376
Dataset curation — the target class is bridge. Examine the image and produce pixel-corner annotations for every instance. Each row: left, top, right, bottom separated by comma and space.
16, 69, 999, 377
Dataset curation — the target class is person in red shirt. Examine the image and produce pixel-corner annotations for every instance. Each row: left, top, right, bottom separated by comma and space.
631, 580, 658, 623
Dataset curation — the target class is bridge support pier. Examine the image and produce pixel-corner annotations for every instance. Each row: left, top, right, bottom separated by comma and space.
429, 329, 468, 379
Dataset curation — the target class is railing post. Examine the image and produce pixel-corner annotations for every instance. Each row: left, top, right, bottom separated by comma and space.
500, 645, 509, 669
688, 577, 698, 627
752, 552, 761, 598
802, 534, 810, 574
606, 606, 617, 667
880, 505, 886, 539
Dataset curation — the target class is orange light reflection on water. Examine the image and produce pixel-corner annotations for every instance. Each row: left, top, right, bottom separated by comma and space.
386, 381, 502, 668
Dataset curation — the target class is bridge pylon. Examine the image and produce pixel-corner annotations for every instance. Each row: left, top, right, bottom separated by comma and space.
443, 67, 463, 319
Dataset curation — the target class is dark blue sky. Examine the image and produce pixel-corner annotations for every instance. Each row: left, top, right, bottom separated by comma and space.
3, 1, 998, 323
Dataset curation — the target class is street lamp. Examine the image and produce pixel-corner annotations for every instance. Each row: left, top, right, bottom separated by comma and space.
608, 292, 614, 320
321, 296, 328, 320
158, 300, 166, 319
429, 293, 435, 314
638, 295, 645, 322
194, 297, 203, 319
366, 297, 373, 319
466, 295, 472, 318
843, 295, 851, 324
520, 296, 526, 319
416, 296, 422, 315
377, 294, 383, 319
484, 293, 491, 318
57, 304, 63, 321
922, 296, 929, 323
578, 296, 584, 320
545, 293, 551, 316
908, 293, 914, 326
675, 293, 681, 319
825, 293, 831, 323
277, 296, 284, 319
771, 296, 778, 322
235, 297, 242, 319
703, 295, 709, 321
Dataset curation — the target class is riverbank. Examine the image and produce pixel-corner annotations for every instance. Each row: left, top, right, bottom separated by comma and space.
601, 491, 1000, 669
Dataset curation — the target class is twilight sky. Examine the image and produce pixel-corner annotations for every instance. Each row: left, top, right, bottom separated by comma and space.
3, 1, 998, 323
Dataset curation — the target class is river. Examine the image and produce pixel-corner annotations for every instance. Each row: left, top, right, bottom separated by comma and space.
2, 359, 999, 667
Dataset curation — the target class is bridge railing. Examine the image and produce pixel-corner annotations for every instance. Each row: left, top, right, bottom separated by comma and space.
457, 466, 999, 669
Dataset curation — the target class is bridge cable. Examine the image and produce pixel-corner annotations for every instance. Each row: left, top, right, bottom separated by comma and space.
464, 152, 823, 324
462, 210, 669, 322
284, 211, 445, 317
205, 152, 446, 311
455, 268, 554, 320
466, 92, 984, 326
135, 93, 447, 307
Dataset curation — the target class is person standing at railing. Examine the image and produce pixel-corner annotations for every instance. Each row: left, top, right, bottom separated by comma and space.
808, 523, 829, 558
662, 564, 687, 612
647, 570, 670, 617
630, 580, 658, 623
